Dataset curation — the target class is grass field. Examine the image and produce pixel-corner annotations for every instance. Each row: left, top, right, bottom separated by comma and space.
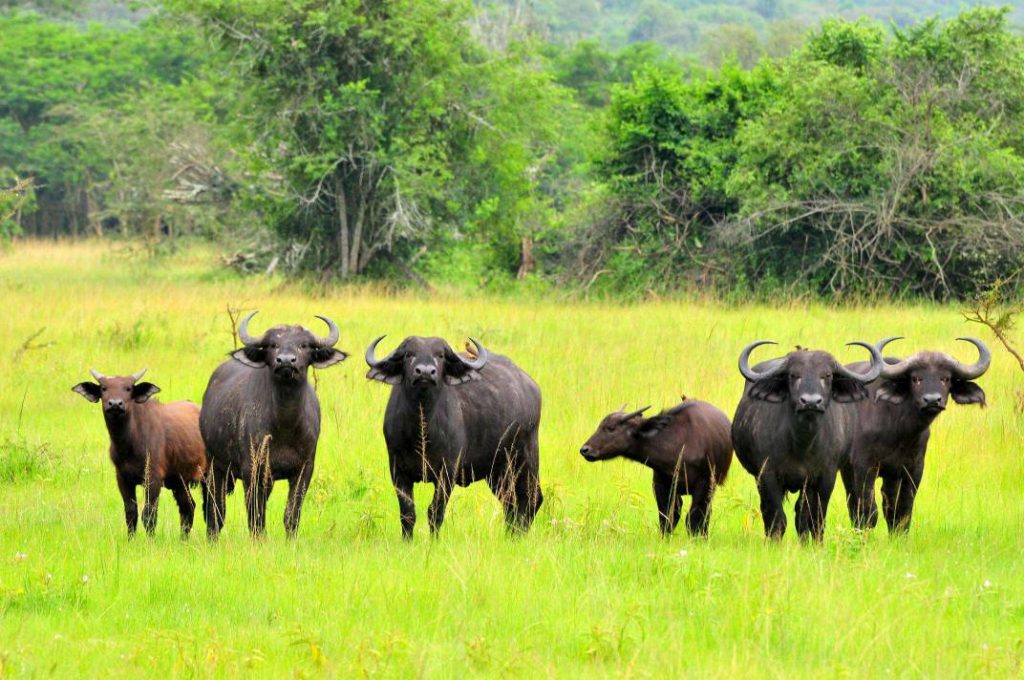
1, 240, 1022, 678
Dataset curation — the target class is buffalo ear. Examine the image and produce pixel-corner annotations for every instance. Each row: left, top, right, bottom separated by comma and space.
749, 378, 787, 403
312, 347, 348, 369
72, 382, 102, 403
231, 346, 265, 368
367, 352, 404, 385
874, 379, 908, 404
636, 415, 671, 439
132, 382, 161, 403
832, 377, 869, 403
951, 380, 986, 406
443, 347, 481, 386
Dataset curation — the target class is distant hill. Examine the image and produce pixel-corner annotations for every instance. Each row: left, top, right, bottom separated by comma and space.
478, 0, 1022, 60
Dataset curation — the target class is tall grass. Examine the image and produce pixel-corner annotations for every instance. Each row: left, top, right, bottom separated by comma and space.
1, 240, 1022, 676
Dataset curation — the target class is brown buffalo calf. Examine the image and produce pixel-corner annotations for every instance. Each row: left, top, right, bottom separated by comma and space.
579, 399, 733, 536
72, 368, 207, 537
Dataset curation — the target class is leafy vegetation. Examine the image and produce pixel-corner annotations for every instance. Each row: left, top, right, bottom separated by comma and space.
3, 2, 1024, 298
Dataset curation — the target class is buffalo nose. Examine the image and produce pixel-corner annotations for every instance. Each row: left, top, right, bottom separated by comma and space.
413, 365, 437, 379
922, 393, 943, 406
579, 445, 591, 455
275, 354, 297, 367
799, 394, 824, 408
107, 399, 124, 409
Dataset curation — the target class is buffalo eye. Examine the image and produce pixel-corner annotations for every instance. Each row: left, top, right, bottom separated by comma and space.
912, 376, 922, 384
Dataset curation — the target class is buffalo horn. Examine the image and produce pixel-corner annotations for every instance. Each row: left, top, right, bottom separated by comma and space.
835, 341, 883, 383
89, 368, 105, 381
365, 335, 395, 368
621, 405, 650, 421
737, 340, 785, 382
313, 315, 340, 347
238, 310, 260, 345
131, 368, 147, 382
458, 337, 488, 370
950, 337, 991, 380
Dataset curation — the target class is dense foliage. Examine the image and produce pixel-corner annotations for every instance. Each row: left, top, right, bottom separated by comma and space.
3, 2, 1023, 298
586, 7, 1024, 298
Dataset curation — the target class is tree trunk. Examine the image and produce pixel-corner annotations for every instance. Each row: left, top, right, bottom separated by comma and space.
517, 235, 535, 280
350, 197, 365, 275
336, 175, 350, 278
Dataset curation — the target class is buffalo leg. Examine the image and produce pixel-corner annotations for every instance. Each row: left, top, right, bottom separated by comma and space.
494, 458, 541, 534
116, 472, 139, 537
882, 463, 923, 534
244, 479, 271, 538
507, 469, 542, 533
795, 475, 836, 542
685, 480, 713, 537
757, 474, 787, 539
284, 463, 315, 539
166, 476, 196, 538
427, 471, 452, 536
205, 467, 229, 540
392, 470, 417, 540
141, 478, 162, 536
653, 470, 683, 535
841, 463, 878, 530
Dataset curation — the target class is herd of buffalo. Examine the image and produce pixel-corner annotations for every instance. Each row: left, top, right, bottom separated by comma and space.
71, 311, 992, 542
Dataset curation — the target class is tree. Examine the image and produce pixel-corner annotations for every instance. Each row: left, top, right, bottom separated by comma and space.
170, 0, 576, 278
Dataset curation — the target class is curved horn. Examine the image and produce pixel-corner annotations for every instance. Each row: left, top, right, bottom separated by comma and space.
950, 337, 991, 380
238, 310, 260, 346
457, 337, 488, 370
89, 368, 105, 381
365, 335, 396, 368
621, 405, 650, 421
876, 336, 904, 354
835, 341, 883, 383
131, 368, 147, 382
875, 337, 920, 380
313, 314, 340, 347
738, 340, 785, 382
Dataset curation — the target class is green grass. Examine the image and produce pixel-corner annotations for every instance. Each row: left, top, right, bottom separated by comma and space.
1, 240, 1022, 677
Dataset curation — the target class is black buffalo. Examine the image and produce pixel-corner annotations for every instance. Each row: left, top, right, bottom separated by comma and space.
732, 340, 882, 540
365, 335, 542, 538
579, 400, 733, 536
841, 336, 990, 533
200, 312, 348, 539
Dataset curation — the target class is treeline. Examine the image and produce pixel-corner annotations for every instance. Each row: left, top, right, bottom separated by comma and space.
3, 2, 1024, 299
483, 0, 1022, 63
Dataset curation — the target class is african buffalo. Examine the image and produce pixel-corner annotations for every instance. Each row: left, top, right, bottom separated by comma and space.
841, 337, 991, 533
579, 399, 733, 536
365, 335, 542, 538
72, 368, 207, 537
732, 341, 882, 540
200, 312, 348, 539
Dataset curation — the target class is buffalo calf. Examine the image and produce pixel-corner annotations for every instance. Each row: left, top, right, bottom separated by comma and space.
73, 368, 207, 537
842, 337, 991, 533
579, 399, 733, 536
366, 335, 542, 538
732, 341, 882, 541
